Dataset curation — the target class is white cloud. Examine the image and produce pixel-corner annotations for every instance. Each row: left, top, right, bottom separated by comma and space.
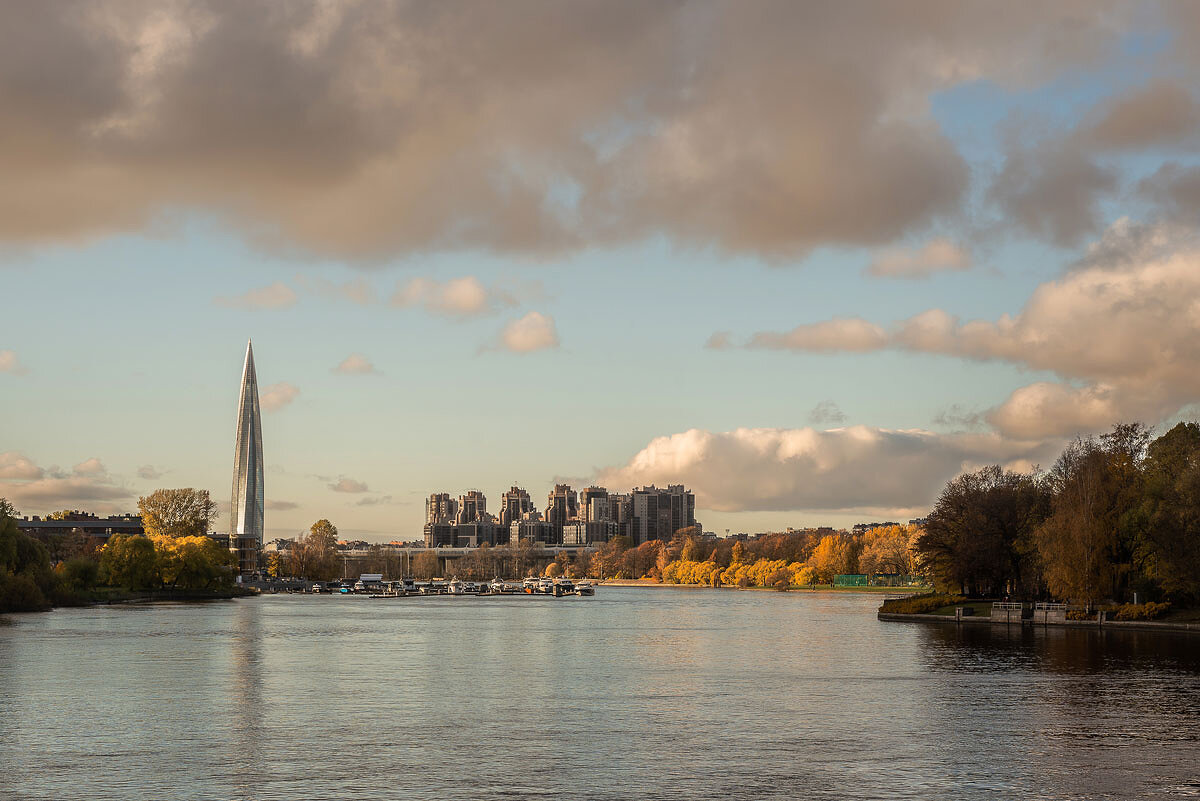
216, 281, 298, 310
266, 499, 298, 510
72, 457, 107, 476
498, 311, 559, 353
137, 464, 165, 480
0, 454, 133, 514
0, 349, 27, 375
748, 318, 887, 352
986, 382, 1126, 440
330, 477, 369, 493
260, 382, 299, 411
867, 237, 971, 278
593, 426, 1056, 513
391, 276, 514, 317
0, 452, 44, 480
332, 354, 377, 375
744, 221, 1200, 438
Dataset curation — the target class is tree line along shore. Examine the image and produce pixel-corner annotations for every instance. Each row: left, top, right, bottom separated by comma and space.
3, 421, 1199, 620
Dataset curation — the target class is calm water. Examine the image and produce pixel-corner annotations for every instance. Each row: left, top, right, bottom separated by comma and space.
1, 589, 1199, 800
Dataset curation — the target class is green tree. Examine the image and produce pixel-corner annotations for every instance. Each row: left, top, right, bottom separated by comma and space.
0, 499, 57, 611
154, 535, 234, 589
1133, 422, 1200, 603
139, 488, 217, 539
99, 534, 160, 590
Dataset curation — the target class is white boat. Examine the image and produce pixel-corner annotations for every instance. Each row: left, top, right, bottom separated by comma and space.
575, 583, 595, 596
447, 577, 465, 595
489, 578, 506, 593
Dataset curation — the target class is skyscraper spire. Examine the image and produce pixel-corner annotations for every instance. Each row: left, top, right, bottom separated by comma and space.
231, 339, 264, 575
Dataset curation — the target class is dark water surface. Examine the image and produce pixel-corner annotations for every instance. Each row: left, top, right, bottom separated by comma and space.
1, 589, 1198, 800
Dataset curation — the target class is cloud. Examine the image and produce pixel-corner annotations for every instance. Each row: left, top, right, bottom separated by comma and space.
704, 331, 732, 350
593, 426, 1056, 513
748, 318, 887, 352
355, 495, 392, 507
137, 464, 164, 480
329, 477, 368, 493
0, 455, 133, 514
216, 281, 298, 310
497, 311, 559, 353
332, 353, 377, 375
867, 238, 971, 279
266, 499, 298, 510
0, 452, 44, 480
1080, 81, 1200, 150
742, 221, 1200, 438
0, 2, 1138, 259
391, 276, 514, 317
0, 350, 27, 375
297, 276, 375, 305
808, 401, 847, 426
1139, 163, 1200, 222
987, 142, 1117, 246
72, 457, 107, 476
260, 381, 299, 411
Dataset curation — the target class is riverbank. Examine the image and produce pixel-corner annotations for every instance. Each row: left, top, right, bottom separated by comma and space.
599, 579, 929, 593
878, 610, 1200, 634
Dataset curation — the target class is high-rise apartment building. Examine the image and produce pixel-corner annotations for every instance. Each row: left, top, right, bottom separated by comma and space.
580, 486, 609, 522
456, 490, 487, 524
426, 493, 458, 524
545, 484, 579, 528
499, 486, 534, 527
630, 485, 695, 545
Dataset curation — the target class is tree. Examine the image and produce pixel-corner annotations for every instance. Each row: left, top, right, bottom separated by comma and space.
139, 488, 217, 539
100, 534, 159, 590
290, 520, 340, 581
153, 535, 234, 589
544, 561, 563, 578
730, 541, 746, 565
916, 465, 1049, 597
858, 525, 919, 575
1035, 426, 1150, 605
0, 498, 58, 611
807, 535, 850, 584
412, 550, 440, 580
1136, 422, 1200, 603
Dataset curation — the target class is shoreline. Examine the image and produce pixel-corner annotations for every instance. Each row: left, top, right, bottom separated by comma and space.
878, 611, 1200, 635
599, 580, 929, 594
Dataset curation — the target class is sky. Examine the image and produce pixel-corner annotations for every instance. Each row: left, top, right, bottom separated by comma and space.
3, 1, 1200, 542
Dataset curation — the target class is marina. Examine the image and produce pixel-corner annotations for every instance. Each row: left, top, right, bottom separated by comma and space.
301, 575, 599, 599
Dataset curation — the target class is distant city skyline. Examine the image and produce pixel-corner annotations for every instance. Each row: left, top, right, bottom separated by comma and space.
3, 4, 1200, 541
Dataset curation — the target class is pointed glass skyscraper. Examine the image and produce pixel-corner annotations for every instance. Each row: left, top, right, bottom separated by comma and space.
231, 339, 264, 575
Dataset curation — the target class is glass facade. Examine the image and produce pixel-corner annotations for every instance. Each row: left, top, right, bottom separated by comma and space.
230, 340, 264, 574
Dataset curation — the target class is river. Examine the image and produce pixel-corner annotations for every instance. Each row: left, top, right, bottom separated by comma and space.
1, 589, 1198, 800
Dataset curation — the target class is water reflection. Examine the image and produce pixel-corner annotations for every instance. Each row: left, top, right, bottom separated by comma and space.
0, 593, 1198, 801
229, 600, 264, 794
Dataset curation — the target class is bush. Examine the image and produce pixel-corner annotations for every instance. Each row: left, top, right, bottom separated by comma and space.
1113, 601, 1171, 621
1066, 609, 1095, 621
0, 571, 50, 612
879, 593, 966, 614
